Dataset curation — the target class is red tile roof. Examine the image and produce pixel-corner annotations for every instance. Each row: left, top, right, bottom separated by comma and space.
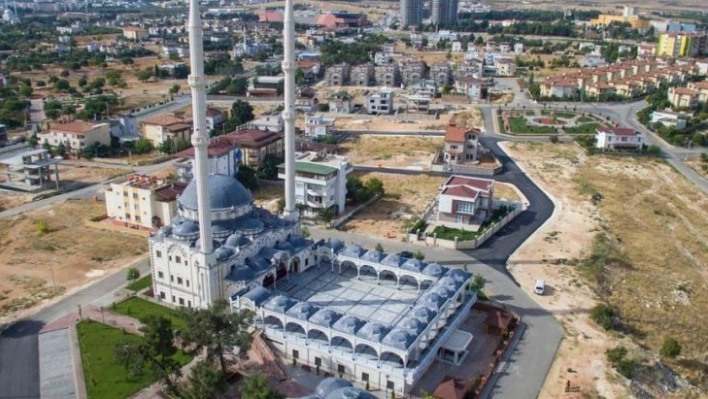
173, 137, 238, 158
599, 127, 638, 136
442, 185, 481, 200
224, 129, 282, 148
446, 175, 494, 192
154, 182, 188, 202
433, 377, 468, 399
444, 123, 480, 143
51, 120, 103, 135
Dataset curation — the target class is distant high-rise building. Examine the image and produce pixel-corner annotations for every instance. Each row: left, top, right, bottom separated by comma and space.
431, 0, 458, 24
400, 0, 423, 27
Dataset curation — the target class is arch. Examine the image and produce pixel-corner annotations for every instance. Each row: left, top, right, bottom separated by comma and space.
264, 315, 283, 330
399, 275, 419, 289
419, 279, 434, 290
285, 322, 307, 338
355, 343, 379, 360
330, 335, 354, 353
276, 261, 287, 280
379, 351, 405, 368
289, 257, 301, 274
318, 254, 332, 267
358, 265, 377, 280
307, 328, 330, 345
262, 272, 275, 288
379, 269, 397, 283
339, 260, 357, 274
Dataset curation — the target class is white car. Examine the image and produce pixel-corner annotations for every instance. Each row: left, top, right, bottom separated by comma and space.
534, 279, 545, 295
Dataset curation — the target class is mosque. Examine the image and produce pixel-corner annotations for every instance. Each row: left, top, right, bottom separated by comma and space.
149, 0, 477, 395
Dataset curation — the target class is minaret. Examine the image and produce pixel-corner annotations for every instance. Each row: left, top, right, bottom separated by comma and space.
282, 0, 298, 221
187, 0, 213, 253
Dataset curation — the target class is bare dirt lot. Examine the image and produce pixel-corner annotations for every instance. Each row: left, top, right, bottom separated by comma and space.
0, 199, 148, 324
343, 172, 445, 239
339, 136, 443, 171
252, 183, 284, 213
502, 141, 708, 398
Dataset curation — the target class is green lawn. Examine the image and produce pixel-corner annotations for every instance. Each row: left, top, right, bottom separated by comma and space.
77, 320, 192, 399
112, 297, 187, 331
577, 115, 595, 123
432, 225, 481, 241
126, 275, 152, 292
525, 110, 536, 116
553, 111, 577, 119
563, 123, 600, 134
508, 117, 558, 134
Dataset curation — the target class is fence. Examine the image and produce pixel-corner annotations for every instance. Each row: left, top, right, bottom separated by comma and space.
408, 201, 523, 250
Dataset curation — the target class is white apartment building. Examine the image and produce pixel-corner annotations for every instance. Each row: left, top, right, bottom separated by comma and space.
173, 136, 242, 182
278, 152, 352, 216
650, 109, 688, 130
595, 127, 644, 151
304, 113, 336, 137
38, 121, 111, 155
105, 174, 188, 230
366, 89, 395, 115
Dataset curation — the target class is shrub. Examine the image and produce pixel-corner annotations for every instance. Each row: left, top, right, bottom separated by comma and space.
36, 220, 50, 235
606, 346, 637, 379
660, 337, 681, 358
549, 135, 559, 144
606, 346, 628, 365
590, 303, 618, 331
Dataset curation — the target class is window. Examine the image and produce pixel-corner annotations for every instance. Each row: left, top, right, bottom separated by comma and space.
314, 357, 322, 366
160, 291, 165, 299
158, 271, 164, 279
188, 301, 191, 307
455, 215, 465, 224
132, 193, 138, 199
455, 201, 475, 214
175, 256, 182, 264
177, 277, 183, 285
172, 295, 176, 303
386, 381, 394, 390
170, 275, 174, 282
337, 364, 345, 375
179, 298, 184, 305
186, 280, 190, 287
292, 350, 299, 359
361, 373, 369, 382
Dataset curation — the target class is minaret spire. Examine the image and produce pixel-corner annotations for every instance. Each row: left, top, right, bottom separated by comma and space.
282, 0, 298, 221
187, 0, 213, 253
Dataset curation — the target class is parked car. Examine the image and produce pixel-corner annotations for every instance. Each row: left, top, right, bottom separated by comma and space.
534, 279, 545, 295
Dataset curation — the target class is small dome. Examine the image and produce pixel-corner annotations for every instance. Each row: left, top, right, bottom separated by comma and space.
400, 317, 425, 334
214, 247, 234, 261
356, 322, 389, 342
316, 378, 353, 398
225, 233, 249, 248
172, 220, 199, 239
422, 263, 445, 277
233, 217, 264, 234
178, 174, 252, 211
382, 329, 414, 350
410, 306, 436, 323
212, 221, 234, 237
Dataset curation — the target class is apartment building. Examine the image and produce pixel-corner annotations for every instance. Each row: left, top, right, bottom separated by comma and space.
277, 151, 352, 216
223, 129, 283, 169
374, 64, 400, 87
366, 88, 395, 115
350, 64, 374, 86
139, 113, 193, 145
122, 26, 149, 41
173, 136, 241, 182
38, 121, 111, 154
400, 59, 427, 86
295, 87, 318, 112
454, 77, 483, 101
105, 174, 188, 230
400, 0, 423, 27
430, 63, 452, 88
328, 92, 353, 114
656, 32, 708, 58
324, 63, 351, 86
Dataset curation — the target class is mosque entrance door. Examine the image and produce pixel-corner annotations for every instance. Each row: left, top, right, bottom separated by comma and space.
290, 258, 300, 274
276, 263, 287, 280
263, 273, 275, 287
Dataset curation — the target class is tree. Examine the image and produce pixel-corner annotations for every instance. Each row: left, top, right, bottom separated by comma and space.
413, 250, 425, 260
375, 243, 384, 252
55, 142, 67, 156
231, 100, 254, 125
226, 77, 248, 95
660, 337, 681, 358
300, 226, 311, 239
295, 68, 305, 86
121, 57, 135, 66
133, 139, 154, 154
179, 360, 227, 399
317, 207, 334, 223
136, 67, 153, 82
469, 274, 486, 299
276, 198, 286, 214
179, 299, 254, 374
115, 315, 182, 391
258, 154, 282, 180
29, 134, 38, 147
126, 267, 140, 292
240, 373, 285, 399
19, 84, 33, 97
364, 178, 385, 196
169, 84, 181, 94
236, 165, 259, 190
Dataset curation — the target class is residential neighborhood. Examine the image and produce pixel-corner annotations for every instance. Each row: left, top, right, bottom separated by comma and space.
0, 1, 707, 399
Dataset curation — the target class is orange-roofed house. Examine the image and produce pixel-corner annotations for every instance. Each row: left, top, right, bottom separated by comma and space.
668, 87, 699, 108
38, 120, 111, 154
436, 175, 496, 227
122, 26, 149, 41
443, 123, 482, 165
139, 113, 193, 145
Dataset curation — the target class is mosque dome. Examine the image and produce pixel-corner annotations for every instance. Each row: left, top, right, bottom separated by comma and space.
172, 220, 199, 239
225, 233, 250, 248
178, 174, 252, 212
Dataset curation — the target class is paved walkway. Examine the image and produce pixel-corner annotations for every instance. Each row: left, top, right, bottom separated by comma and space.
39, 328, 77, 399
